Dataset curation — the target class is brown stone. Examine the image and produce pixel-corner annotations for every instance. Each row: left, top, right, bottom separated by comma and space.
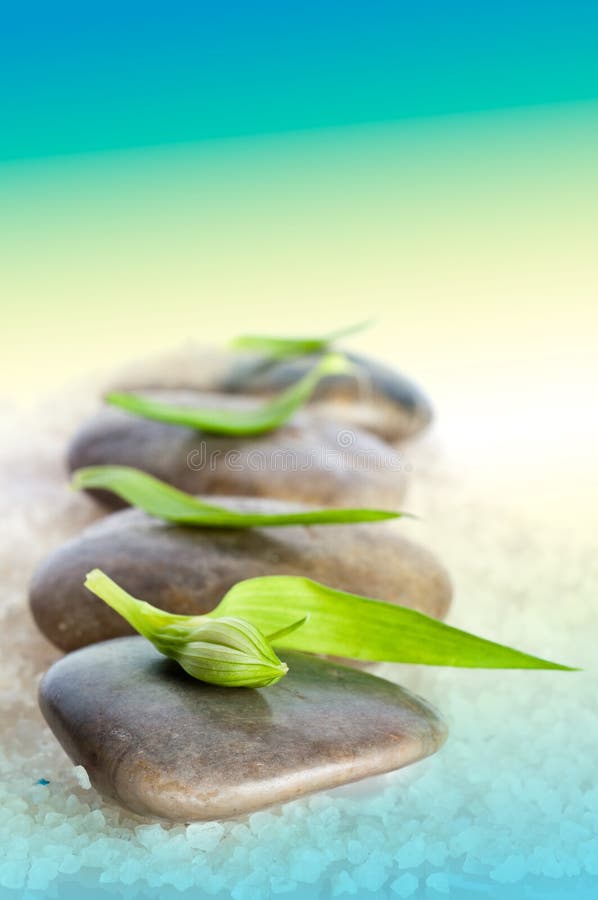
39, 638, 447, 821
216, 350, 433, 441
67, 394, 409, 510
29, 497, 452, 652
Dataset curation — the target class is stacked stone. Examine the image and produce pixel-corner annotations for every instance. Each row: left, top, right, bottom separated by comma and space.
31, 347, 450, 821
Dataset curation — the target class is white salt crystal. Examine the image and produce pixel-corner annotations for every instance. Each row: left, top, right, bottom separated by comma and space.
269, 874, 297, 894
354, 850, 389, 891
230, 883, 256, 900
7, 813, 33, 837
390, 872, 419, 897
73, 765, 91, 790
118, 858, 143, 885
560, 820, 590, 843
26, 858, 60, 891
542, 852, 564, 879
58, 853, 81, 875
186, 821, 225, 852
395, 838, 426, 869
326, 838, 347, 862
581, 839, 598, 875
249, 845, 275, 871
0, 860, 29, 890
346, 839, 368, 865
288, 848, 326, 884
331, 869, 358, 895
85, 808, 106, 831
229, 823, 251, 842
135, 823, 168, 848
42, 811, 63, 828
162, 866, 195, 891
490, 854, 527, 883
248, 810, 272, 834
426, 840, 449, 866
426, 871, 450, 893
65, 794, 90, 815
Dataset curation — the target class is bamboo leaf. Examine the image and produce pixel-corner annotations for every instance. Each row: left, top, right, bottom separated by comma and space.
212, 576, 575, 670
266, 615, 310, 642
72, 465, 407, 527
106, 353, 349, 435
230, 319, 374, 358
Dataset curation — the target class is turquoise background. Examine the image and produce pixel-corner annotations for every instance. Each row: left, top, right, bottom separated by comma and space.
2, 0, 598, 160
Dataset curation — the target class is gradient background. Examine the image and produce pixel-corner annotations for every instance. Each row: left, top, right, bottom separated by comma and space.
1, 2, 597, 898
2, 0, 597, 522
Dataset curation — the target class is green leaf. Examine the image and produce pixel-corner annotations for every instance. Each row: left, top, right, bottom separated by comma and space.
212, 576, 575, 670
72, 465, 407, 527
230, 319, 374, 359
266, 615, 309, 643
106, 353, 349, 435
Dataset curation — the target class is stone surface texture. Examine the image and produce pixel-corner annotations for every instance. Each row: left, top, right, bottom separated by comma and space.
216, 350, 433, 441
67, 394, 409, 510
29, 497, 452, 652
39, 637, 447, 821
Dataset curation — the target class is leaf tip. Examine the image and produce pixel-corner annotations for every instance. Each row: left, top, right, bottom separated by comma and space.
319, 351, 352, 378
105, 391, 130, 408
83, 567, 105, 592
70, 468, 86, 491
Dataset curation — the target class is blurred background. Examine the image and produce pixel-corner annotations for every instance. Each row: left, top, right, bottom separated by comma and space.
2, 2, 597, 528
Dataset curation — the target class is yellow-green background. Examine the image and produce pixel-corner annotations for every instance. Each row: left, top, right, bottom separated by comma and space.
1, 2, 597, 525
3, 100, 597, 397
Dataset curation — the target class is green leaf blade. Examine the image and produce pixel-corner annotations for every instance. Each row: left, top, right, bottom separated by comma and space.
230, 336, 327, 357
106, 353, 349, 435
71, 465, 406, 527
213, 576, 575, 670
230, 319, 375, 359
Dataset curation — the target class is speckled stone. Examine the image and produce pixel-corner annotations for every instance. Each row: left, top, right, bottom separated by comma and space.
216, 350, 433, 442
67, 394, 408, 510
29, 497, 452, 652
39, 637, 447, 821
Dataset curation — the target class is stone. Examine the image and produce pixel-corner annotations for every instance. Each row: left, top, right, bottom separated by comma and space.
39, 638, 447, 821
29, 498, 452, 652
216, 350, 433, 442
67, 394, 409, 510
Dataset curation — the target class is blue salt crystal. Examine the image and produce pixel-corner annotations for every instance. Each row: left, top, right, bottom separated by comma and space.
390, 873, 419, 897
36, 778, 50, 785
426, 871, 451, 894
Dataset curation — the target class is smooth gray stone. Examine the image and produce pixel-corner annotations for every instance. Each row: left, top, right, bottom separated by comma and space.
216, 350, 433, 442
39, 638, 447, 821
67, 394, 409, 510
29, 497, 452, 652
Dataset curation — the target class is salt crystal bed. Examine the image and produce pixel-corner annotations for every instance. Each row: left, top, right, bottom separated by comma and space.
1, 378, 597, 900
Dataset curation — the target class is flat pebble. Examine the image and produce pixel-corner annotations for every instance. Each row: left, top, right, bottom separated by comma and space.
68, 393, 409, 509
217, 350, 433, 441
39, 638, 447, 822
29, 497, 451, 651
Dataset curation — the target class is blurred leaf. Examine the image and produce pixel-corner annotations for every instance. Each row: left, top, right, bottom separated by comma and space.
106, 353, 349, 435
230, 319, 374, 358
72, 465, 406, 527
